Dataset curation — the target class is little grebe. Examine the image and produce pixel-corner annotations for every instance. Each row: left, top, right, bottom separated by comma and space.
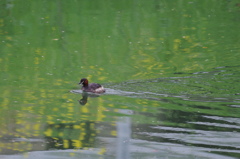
79, 78, 106, 93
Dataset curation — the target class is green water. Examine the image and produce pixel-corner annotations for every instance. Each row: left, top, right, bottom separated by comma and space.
1, 0, 240, 158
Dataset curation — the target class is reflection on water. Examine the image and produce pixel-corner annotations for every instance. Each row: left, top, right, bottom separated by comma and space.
1, 67, 240, 158
78, 92, 88, 105
78, 92, 101, 105
112, 68, 240, 158
116, 111, 131, 159
66, 68, 240, 158
1, 0, 240, 158
45, 121, 96, 150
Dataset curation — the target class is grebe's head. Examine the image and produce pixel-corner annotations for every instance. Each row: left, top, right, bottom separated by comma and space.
79, 78, 88, 86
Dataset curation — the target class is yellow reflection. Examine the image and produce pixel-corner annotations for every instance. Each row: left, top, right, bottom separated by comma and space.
44, 128, 53, 136
34, 57, 39, 65
58, 132, 63, 137
73, 125, 81, 129
81, 106, 89, 113
110, 130, 117, 136
72, 140, 82, 148
173, 39, 181, 51
149, 37, 156, 41
98, 148, 106, 155
5, 36, 12, 40
69, 152, 75, 157
98, 76, 107, 81
63, 140, 69, 149
54, 79, 63, 86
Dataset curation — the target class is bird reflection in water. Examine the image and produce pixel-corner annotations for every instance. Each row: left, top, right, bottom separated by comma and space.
78, 92, 100, 105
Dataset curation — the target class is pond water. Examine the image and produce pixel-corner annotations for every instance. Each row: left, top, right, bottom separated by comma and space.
1, 0, 240, 159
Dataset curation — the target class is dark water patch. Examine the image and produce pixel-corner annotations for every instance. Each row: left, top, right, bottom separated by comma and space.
91, 68, 240, 158
135, 124, 240, 157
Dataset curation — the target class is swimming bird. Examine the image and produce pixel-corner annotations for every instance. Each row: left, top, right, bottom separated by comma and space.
79, 78, 106, 93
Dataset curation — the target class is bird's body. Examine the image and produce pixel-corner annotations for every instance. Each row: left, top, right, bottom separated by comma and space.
79, 78, 105, 93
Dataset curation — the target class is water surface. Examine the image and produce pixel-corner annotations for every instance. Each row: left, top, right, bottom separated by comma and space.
1, 0, 240, 158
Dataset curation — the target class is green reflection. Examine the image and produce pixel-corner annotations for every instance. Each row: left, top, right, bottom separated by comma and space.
0, 0, 240, 157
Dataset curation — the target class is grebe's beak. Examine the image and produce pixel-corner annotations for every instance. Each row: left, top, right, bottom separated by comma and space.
79, 82, 83, 85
